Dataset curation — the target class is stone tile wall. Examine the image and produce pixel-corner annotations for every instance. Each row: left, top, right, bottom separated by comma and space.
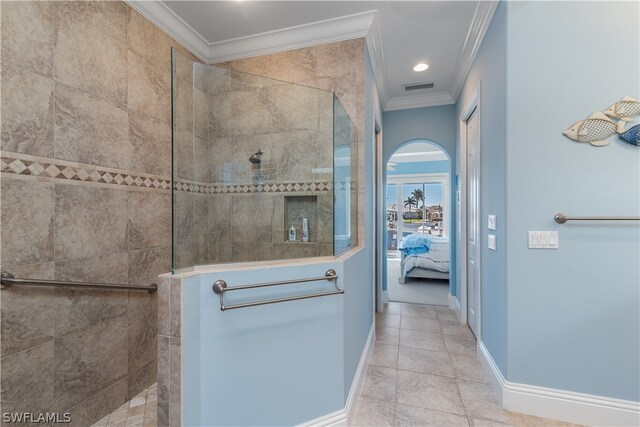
0, 2, 197, 425
219, 39, 366, 246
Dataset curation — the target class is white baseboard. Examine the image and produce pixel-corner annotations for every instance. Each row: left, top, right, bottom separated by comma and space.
478, 341, 640, 426
303, 323, 375, 427
451, 295, 462, 322
382, 290, 389, 304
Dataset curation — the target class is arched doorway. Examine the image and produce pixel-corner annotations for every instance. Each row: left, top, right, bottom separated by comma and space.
384, 140, 452, 305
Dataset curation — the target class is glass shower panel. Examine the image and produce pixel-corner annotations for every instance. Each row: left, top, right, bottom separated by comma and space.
333, 96, 358, 255
171, 47, 195, 272
173, 59, 345, 270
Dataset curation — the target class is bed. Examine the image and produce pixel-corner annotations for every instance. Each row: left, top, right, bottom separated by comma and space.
398, 234, 450, 284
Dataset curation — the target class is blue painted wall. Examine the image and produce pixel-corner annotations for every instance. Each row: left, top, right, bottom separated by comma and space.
504, 1, 639, 401
458, 0, 640, 402
455, 2, 508, 374
387, 160, 450, 176
382, 105, 457, 296
184, 262, 345, 426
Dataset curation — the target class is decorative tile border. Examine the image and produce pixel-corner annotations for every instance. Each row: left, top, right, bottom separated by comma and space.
0, 151, 338, 194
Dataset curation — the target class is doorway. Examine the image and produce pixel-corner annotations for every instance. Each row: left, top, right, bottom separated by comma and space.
384, 141, 452, 306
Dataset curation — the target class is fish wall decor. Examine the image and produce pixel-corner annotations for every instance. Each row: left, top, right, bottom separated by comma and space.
563, 112, 625, 146
619, 124, 640, 146
563, 96, 640, 147
604, 96, 640, 122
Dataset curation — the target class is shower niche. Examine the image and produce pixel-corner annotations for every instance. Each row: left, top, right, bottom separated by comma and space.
171, 48, 357, 271
283, 195, 318, 244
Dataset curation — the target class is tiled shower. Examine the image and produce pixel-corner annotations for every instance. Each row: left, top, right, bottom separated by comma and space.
171, 51, 359, 271
0, 1, 365, 425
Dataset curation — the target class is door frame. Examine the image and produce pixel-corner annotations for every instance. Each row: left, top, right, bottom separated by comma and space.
375, 126, 384, 312
458, 83, 482, 341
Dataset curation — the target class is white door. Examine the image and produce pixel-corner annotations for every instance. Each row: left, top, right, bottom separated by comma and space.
466, 109, 480, 337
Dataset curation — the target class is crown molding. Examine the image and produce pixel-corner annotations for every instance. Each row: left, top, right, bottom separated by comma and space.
208, 10, 377, 63
384, 91, 455, 111
449, 0, 499, 102
365, 13, 388, 110
125, 0, 209, 62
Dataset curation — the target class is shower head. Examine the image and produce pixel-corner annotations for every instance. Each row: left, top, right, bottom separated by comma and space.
249, 149, 263, 164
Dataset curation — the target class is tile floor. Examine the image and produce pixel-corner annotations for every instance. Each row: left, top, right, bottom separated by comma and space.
96, 303, 580, 427
92, 383, 157, 427
351, 302, 580, 427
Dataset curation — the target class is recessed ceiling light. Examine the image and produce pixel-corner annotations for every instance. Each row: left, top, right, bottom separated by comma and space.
413, 63, 429, 72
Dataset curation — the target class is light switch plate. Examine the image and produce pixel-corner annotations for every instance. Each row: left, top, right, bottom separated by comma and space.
488, 234, 497, 250
488, 215, 496, 230
528, 231, 558, 249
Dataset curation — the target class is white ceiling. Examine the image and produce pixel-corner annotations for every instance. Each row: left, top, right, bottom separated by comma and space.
129, 1, 497, 110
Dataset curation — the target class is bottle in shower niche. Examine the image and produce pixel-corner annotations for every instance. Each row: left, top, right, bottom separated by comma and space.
289, 224, 297, 242
302, 218, 309, 242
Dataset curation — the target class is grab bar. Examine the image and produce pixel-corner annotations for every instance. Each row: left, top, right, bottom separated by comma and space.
554, 213, 640, 224
0, 272, 157, 293
212, 269, 343, 311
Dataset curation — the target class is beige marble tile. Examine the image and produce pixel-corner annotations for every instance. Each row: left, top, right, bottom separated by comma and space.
1, 1, 53, 76
128, 51, 170, 123
193, 135, 210, 183
272, 243, 320, 260
127, 362, 156, 405
53, 4, 127, 106
0, 263, 55, 357
450, 353, 489, 383
55, 251, 129, 284
506, 412, 583, 427
232, 194, 273, 243
129, 247, 171, 288
1, 178, 55, 267
173, 190, 193, 246
128, 289, 158, 396
54, 1, 129, 44
457, 380, 509, 424
128, 8, 172, 68
63, 378, 127, 427
370, 344, 398, 369
129, 111, 171, 177
400, 316, 441, 333
396, 370, 465, 416
194, 87, 209, 140
53, 316, 128, 411
1, 62, 54, 157
402, 303, 437, 319
168, 337, 181, 427
54, 82, 129, 168
394, 403, 470, 427
128, 191, 171, 251
399, 329, 447, 353
1, 342, 54, 419
436, 306, 459, 322
375, 326, 400, 346
169, 278, 181, 338
380, 302, 402, 314
54, 253, 129, 337
444, 334, 477, 356
376, 312, 401, 329
440, 319, 475, 338
54, 184, 128, 261
398, 346, 454, 378
156, 336, 170, 427
231, 242, 274, 262
361, 365, 397, 402
351, 396, 395, 427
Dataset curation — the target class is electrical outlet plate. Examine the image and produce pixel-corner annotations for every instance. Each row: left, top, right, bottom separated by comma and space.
488, 234, 497, 250
528, 231, 558, 249
488, 215, 496, 230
